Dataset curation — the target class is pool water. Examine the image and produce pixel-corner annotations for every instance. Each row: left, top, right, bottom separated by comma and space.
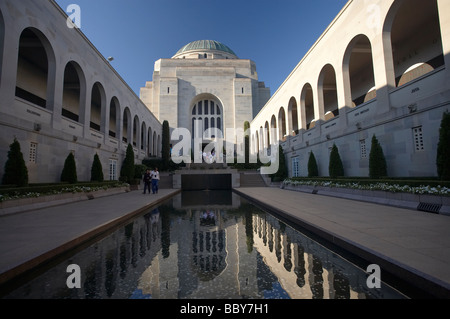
3, 191, 406, 299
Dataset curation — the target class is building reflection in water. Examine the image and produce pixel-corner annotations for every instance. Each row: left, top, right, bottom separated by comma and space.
3, 191, 405, 299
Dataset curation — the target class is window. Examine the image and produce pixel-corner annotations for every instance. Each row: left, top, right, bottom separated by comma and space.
29, 142, 38, 163
292, 157, 300, 177
191, 99, 223, 139
217, 117, 222, 131
413, 126, 424, 151
109, 159, 117, 181
360, 139, 367, 159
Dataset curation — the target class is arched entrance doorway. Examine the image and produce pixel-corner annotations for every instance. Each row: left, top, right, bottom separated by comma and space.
191, 94, 224, 160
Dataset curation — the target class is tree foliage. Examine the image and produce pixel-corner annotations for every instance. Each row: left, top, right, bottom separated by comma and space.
161, 120, 171, 170
308, 151, 319, 177
437, 111, 450, 180
61, 152, 78, 184
90, 153, 104, 182
120, 144, 135, 183
369, 134, 387, 179
244, 121, 250, 164
271, 145, 288, 182
2, 138, 29, 187
329, 144, 344, 178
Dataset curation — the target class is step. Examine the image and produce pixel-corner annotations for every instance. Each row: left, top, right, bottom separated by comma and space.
240, 173, 267, 187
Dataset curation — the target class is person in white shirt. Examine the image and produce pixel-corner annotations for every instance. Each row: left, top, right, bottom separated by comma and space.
151, 167, 160, 194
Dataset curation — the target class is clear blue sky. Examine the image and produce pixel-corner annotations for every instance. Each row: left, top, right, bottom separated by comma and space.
54, 0, 348, 97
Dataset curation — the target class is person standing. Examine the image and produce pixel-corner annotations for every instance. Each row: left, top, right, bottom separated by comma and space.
151, 167, 160, 194
142, 169, 151, 195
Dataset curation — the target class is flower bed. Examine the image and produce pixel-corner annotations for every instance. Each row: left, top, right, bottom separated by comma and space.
0, 182, 130, 216
0, 182, 129, 203
283, 179, 450, 196
282, 178, 450, 215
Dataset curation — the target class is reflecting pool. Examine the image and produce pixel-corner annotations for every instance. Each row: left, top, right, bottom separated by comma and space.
3, 191, 406, 299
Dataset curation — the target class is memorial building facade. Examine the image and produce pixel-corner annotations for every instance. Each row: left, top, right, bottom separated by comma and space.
140, 40, 270, 147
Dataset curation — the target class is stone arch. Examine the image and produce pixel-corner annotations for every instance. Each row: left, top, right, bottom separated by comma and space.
122, 107, 132, 144
384, 0, 444, 88
157, 135, 161, 157
15, 27, 56, 110
270, 114, 277, 144
109, 97, 120, 138
318, 64, 338, 120
133, 115, 140, 148
147, 127, 153, 157
259, 126, 264, 151
288, 97, 299, 136
255, 130, 260, 154
264, 121, 270, 148
141, 122, 147, 152
278, 107, 287, 141
153, 131, 157, 156
62, 61, 86, 124
90, 82, 106, 133
343, 34, 376, 107
301, 83, 315, 129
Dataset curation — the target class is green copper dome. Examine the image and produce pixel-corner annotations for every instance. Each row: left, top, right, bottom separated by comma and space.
174, 40, 237, 58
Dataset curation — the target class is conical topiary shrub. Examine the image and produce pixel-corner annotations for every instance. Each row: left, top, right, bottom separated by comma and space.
120, 143, 135, 183
271, 144, 288, 182
329, 144, 344, 178
308, 151, 319, 177
369, 134, 387, 179
244, 121, 250, 165
91, 153, 104, 182
437, 111, 450, 180
161, 120, 171, 171
2, 138, 29, 187
61, 152, 78, 184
